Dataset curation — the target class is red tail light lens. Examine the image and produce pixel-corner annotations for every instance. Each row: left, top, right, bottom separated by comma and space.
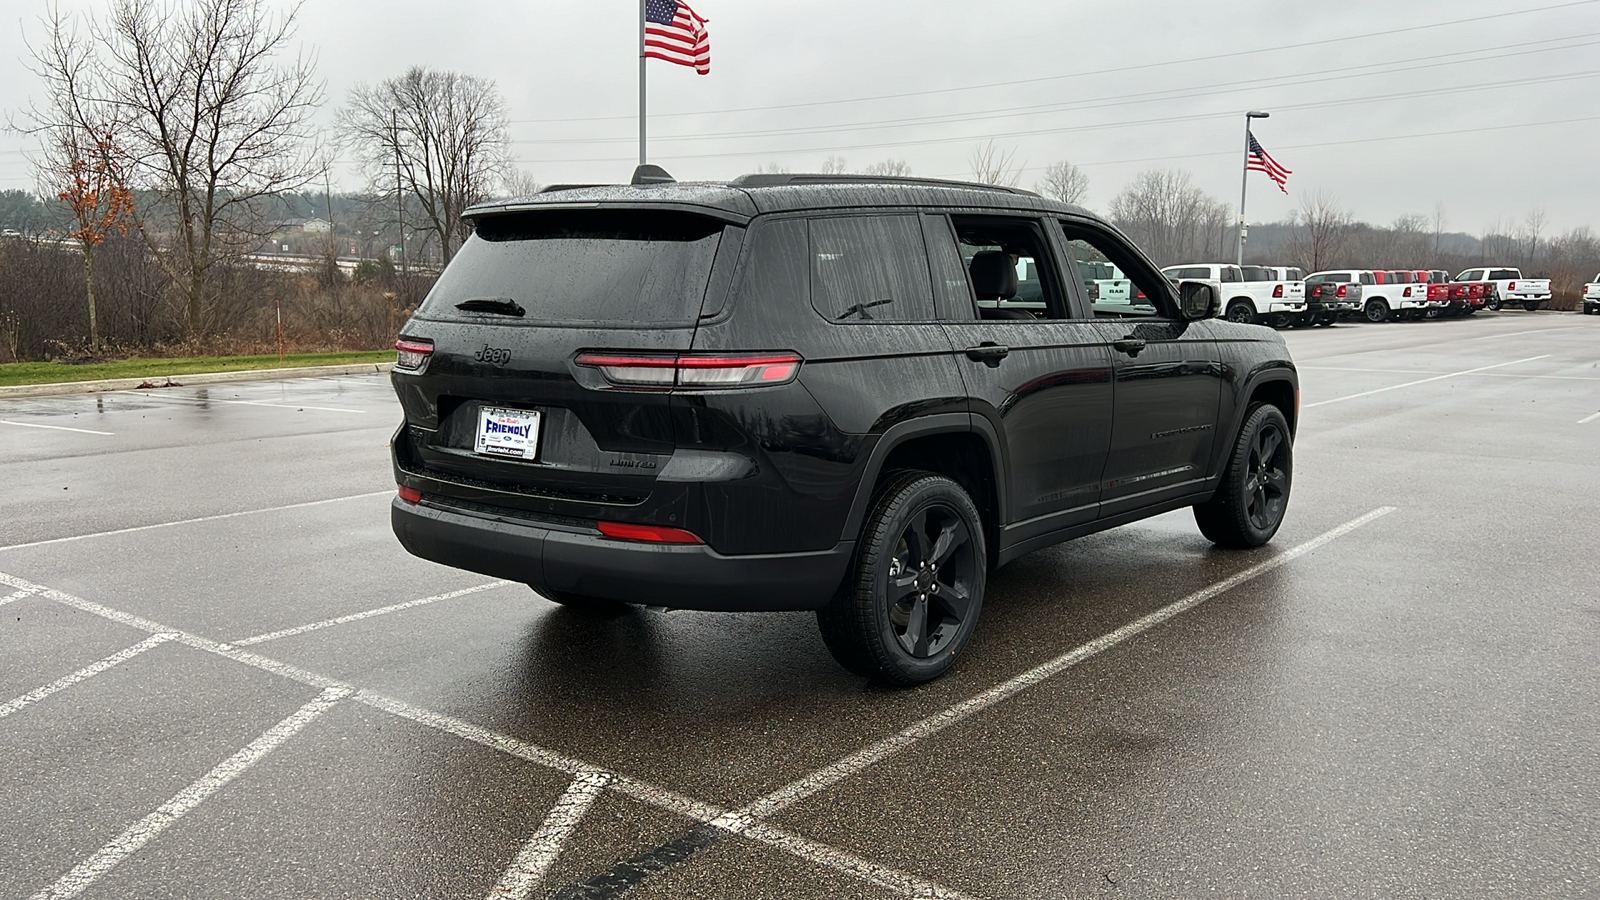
398, 484, 422, 504
1336, 284, 1347, 298
576, 352, 802, 389
1273, 284, 1284, 298
1508, 281, 1516, 290
597, 521, 704, 544
395, 338, 434, 371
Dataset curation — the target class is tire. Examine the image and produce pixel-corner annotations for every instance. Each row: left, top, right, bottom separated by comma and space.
1226, 300, 1257, 324
1487, 291, 1502, 311
1424, 306, 1443, 320
1522, 300, 1541, 312
817, 471, 986, 686
537, 588, 633, 617
1364, 299, 1391, 323
1194, 403, 1293, 549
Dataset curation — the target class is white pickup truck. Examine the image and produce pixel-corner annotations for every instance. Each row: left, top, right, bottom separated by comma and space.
1159, 262, 1306, 326
1582, 274, 1599, 314
1454, 266, 1553, 311
1309, 268, 1429, 322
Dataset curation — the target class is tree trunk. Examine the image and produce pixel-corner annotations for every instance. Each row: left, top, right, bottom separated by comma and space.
83, 244, 99, 351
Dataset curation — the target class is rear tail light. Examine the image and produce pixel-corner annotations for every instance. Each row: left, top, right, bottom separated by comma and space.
1508, 281, 1516, 290
597, 521, 704, 544
1273, 284, 1284, 298
1134, 288, 1147, 300
576, 351, 802, 389
1336, 284, 1348, 298
398, 484, 422, 504
395, 338, 434, 371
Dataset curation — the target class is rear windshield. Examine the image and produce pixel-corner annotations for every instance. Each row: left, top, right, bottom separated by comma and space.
1489, 269, 1518, 280
416, 209, 724, 327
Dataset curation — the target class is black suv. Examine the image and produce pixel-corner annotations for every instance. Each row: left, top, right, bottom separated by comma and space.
389, 171, 1298, 685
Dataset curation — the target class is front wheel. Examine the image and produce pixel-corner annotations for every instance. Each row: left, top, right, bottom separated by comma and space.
1364, 299, 1391, 323
818, 472, 986, 686
1194, 403, 1293, 549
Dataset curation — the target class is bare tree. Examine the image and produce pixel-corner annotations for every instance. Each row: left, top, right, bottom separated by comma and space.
818, 155, 849, 175
340, 67, 510, 266
860, 158, 912, 177
500, 168, 542, 200
1390, 214, 1430, 268
1432, 202, 1448, 260
1035, 159, 1089, 206
1519, 208, 1547, 270
24, 0, 325, 339
1282, 190, 1353, 272
968, 140, 1023, 187
1107, 169, 1231, 265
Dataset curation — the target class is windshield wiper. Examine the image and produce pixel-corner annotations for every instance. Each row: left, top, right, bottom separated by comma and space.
835, 298, 894, 321
455, 297, 525, 317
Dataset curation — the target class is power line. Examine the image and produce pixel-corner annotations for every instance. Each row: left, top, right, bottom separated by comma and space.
509, 33, 1600, 146
505, 0, 1600, 125
509, 69, 1600, 165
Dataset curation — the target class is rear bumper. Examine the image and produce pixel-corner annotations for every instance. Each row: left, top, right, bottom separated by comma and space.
1264, 301, 1307, 314
391, 498, 853, 611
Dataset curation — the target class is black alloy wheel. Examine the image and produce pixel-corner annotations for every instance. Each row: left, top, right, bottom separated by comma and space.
818, 472, 986, 685
1226, 301, 1257, 324
1364, 299, 1390, 323
1194, 403, 1293, 548
1522, 300, 1542, 312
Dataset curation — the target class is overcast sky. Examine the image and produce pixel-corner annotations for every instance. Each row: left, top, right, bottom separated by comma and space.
3, 0, 1597, 234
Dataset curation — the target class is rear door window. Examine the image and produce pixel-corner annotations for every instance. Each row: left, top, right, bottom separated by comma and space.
420, 209, 724, 327
809, 215, 935, 322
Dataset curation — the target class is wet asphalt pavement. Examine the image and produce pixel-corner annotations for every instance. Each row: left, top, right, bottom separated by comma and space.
2, 311, 1597, 899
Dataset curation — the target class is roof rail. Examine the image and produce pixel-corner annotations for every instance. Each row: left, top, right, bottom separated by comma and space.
730, 173, 1037, 195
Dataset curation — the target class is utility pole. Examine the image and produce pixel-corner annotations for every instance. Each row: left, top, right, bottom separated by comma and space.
1237, 110, 1270, 266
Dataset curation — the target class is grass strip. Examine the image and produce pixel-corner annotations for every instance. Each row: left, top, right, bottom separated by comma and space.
0, 351, 393, 387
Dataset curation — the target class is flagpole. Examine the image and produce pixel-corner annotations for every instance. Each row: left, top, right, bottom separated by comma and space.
1237, 110, 1269, 266
639, 0, 647, 166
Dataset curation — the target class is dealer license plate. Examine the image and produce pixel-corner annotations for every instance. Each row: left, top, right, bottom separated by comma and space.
474, 406, 541, 460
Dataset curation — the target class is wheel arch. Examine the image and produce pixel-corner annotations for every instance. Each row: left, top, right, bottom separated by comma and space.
839, 415, 1006, 560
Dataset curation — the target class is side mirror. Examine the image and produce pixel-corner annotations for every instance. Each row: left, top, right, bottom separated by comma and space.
1178, 280, 1219, 320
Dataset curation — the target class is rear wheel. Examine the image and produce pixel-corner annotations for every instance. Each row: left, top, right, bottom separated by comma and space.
1194, 403, 1293, 549
1226, 300, 1257, 324
818, 472, 986, 686
1522, 300, 1542, 312
1424, 306, 1443, 319
537, 588, 633, 617
1364, 299, 1391, 323
1487, 291, 1502, 311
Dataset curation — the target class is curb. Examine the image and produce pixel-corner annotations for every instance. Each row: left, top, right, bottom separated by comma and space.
0, 362, 395, 400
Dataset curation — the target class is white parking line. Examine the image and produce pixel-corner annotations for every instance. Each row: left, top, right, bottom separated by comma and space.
733, 506, 1397, 821
1465, 326, 1588, 341
29, 686, 350, 900
110, 389, 365, 414
0, 491, 393, 554
232, 581, 515, 646
0, 569, 977, 900
1, 589, 34, 606
488, 771, 613, 900
1580, 411, 1600, 424
1304, 356, 1551, 408
0, 419, 114, 435
1, 503, 1389, 900
0, 634, 177, 721
1301, 365, 1600, 382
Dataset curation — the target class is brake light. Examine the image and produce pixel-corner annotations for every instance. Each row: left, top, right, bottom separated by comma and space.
1508, 281, 1516, 290
1273, 284, 1284, 298
398, 484, 422, 504
576, 352, 802, 389
395, 337, 433, 371
597, 521, 704, 544
1336, 284, 1347, 298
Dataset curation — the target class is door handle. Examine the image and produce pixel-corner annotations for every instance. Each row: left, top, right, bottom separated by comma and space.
1112, 338, 1147, 357
965, 343, 1010, 367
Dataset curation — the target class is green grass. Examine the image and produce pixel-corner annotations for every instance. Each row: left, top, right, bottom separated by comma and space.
0, 351, 394, 387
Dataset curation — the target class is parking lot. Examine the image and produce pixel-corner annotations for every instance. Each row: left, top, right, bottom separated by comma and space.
2, 312, 1597, 899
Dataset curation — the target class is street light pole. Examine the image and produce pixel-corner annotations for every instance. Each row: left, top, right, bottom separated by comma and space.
1237, 110, 1269, 266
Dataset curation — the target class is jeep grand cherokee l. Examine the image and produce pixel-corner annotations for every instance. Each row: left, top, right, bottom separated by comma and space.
389, 170, 1299, 685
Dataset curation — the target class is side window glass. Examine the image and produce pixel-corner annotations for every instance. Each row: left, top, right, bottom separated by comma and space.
947, 216, 1067, 320
1361, 272, 1376, 285
1058, 222, 1171, 319
809, 215, 934, 322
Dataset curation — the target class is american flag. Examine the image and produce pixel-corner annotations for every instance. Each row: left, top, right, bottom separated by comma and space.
1247, 133, 1291, 193
644, 0, 710, 75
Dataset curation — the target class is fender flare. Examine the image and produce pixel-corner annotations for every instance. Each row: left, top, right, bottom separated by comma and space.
1229, 365, 1300, 438
838, 412, 1008, 541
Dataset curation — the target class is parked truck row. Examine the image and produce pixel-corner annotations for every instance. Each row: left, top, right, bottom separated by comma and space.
1154, 262, 1554, 327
